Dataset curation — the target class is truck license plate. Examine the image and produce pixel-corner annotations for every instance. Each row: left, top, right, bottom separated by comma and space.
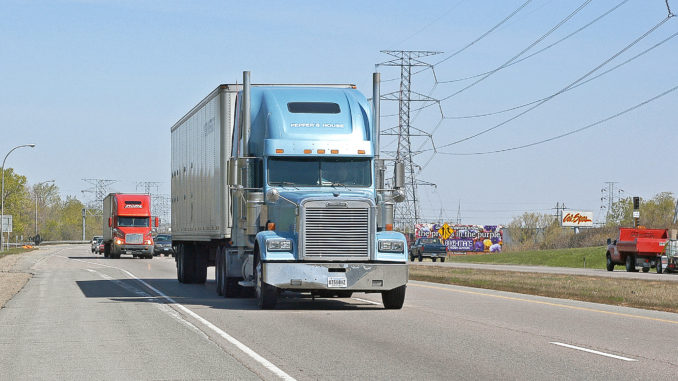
328, 277, 347, 288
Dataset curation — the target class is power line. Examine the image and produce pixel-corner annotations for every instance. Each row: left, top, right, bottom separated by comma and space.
435, 82, 678, 156
439, 29, 678, 121
434, 14, 675, 151
436, 0, 630, 85
382, 0, 534, 83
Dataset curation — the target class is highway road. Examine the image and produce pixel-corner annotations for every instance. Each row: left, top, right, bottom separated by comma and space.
1, 244, 678, 380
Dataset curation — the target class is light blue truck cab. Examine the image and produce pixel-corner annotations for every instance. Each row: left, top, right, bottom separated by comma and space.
233, 74, 408, 309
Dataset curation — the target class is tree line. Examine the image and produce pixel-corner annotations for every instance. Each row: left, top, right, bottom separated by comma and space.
506, 192, 678, 251
1, 168, 102, 243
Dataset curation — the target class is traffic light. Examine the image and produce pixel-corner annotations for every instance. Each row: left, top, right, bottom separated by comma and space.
633, 196, 640, 210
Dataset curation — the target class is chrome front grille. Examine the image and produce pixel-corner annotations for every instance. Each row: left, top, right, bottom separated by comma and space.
303, 201, 371, 260
125, 234, 143, 244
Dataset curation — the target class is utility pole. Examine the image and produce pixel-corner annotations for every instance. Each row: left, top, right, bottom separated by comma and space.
378, 50, 441, 231
135, 182, 169, 229
81, 178, 116, 235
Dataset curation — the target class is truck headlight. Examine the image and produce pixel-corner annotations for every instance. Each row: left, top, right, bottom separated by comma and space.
115, 239, 122, 245
266, 239, 292, 252
379, 240, 404, 253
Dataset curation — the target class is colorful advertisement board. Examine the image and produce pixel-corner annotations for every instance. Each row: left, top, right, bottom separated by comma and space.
560, 211, 593, 227
414, 223, 503, 253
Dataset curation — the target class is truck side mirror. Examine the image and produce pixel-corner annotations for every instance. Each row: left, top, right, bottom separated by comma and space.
108, 217, 112, 227
155, 217, 160, 227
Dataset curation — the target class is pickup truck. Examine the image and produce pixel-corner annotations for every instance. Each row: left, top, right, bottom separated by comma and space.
410, 238, 447, 262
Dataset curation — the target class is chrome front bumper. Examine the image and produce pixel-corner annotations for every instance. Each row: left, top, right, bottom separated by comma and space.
116, 244, 153, 254
262, 262, 408, 291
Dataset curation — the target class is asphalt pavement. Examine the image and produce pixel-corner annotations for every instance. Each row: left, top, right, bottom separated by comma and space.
1, 244, 677, 380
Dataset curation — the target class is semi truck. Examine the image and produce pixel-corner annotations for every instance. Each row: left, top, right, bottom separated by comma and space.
606, 227, 669, 273
103, 193, 158, 259
170, 71, 409, 309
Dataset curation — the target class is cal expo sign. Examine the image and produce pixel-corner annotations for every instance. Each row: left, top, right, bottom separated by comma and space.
561, 210, 593, 227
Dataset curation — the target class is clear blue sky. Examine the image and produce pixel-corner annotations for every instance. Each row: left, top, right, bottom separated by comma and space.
1, 0, 676, 225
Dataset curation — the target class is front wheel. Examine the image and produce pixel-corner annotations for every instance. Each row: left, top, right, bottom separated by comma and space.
440, 257, 446, 263
382, 285, 406, 309
418, 254, 423, 262
606, 254, 614, 271
431, 257, 437, 262
255, 248, 277, 309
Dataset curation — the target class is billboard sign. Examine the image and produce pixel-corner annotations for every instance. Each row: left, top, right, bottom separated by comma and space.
414, 223, 503, 253
561, 211, 593, 227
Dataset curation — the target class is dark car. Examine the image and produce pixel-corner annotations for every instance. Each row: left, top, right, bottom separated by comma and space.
153, 234, 174, 257
410, 237, 447, 262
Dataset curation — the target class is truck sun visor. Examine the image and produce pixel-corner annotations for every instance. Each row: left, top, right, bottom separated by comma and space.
287, 102, 340, 114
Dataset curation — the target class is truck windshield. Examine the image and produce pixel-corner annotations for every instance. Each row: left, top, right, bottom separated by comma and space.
118, 217, 149, 227
268, 157, 371, 187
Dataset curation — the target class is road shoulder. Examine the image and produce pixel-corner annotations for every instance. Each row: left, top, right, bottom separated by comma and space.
0, 254, 31, 309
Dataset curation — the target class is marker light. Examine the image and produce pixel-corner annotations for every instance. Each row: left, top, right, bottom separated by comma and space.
275, 149, 284, 154
385, 224, 393, 231
267, 222, 276, 231
304, 149, 312, 154
331, 149, 339, 154
317, 149, 325, 154
358, 150, 365, 154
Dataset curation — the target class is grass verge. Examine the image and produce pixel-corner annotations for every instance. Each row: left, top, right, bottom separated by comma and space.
409, 265, 678, 313
443, 246, 606, 268
0, 247, 36, 259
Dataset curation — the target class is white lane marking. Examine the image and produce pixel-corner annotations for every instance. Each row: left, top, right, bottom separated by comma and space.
351, 297, 381, 305
64, 256, 296, 381
550, 342, 637, 362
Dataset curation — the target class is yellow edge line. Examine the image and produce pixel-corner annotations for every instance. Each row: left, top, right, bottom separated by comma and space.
410, 282, 678, 325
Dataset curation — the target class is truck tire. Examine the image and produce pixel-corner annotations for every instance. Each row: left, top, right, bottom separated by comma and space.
432, 257, 437, 262
657, 259, 663, 274
440, 258, 445, 263
176, 244, 184, 283
254, 248, 277, 309
180, 244, 207, 284
625, 255, 636, 272
382, 285, 406, 309
104, 243, 110, 258
418, 254, 423, 262
642, 267, 649, 273
606, 254, 614, 271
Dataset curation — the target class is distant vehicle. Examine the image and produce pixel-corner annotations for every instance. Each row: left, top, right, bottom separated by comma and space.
154, 234, 174, 257
103, 193, 158, 259
90, 236, 103, 253
97, 243, 105, 255
606, 227, 668, 273
410, 238, 447, 262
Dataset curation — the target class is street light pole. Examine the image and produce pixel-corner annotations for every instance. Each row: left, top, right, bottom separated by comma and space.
34, 179, 54, 237
1, 144, 36, 251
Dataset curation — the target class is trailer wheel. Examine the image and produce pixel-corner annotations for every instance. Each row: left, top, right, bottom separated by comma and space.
418, 254, 423, 262
431, 257, 437, 262
104, 243, 111, 258
642, 267, 649, 273
625, 255, 636, 272
440, 257, 445, 263
254, 248, 277, 309
657, 259, 663, 274
382, 285, 406, 309
606, 254, 614, 271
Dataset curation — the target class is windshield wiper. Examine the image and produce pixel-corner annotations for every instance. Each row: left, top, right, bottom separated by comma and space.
270, 181, 299, 189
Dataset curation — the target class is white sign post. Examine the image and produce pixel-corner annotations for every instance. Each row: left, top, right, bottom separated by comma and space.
1, 215, 11, 251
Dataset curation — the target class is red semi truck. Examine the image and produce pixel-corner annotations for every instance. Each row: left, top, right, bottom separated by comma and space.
102, 193, 158, 259
606, 227, 669, 273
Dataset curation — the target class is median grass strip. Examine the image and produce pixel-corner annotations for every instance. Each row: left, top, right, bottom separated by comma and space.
443, 246, 606, 269
0, 247, 36, 259
409, 265, 678, 313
